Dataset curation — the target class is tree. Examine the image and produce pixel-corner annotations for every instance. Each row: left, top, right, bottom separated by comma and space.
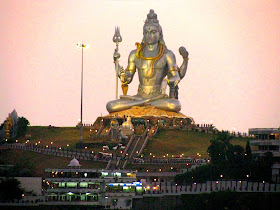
0, 178, 24, 202
176, 132, 274, 184
207, 131, 232, 164
16, 117, 30, 138
250, 152, 274, 182
245, 141, 252, 159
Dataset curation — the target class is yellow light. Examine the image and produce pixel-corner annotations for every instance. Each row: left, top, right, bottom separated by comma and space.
146, 185, 150, 190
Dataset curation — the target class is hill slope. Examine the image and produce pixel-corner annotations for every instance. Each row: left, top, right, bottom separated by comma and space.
144, 129, 249, 158
1, 126, 250, 176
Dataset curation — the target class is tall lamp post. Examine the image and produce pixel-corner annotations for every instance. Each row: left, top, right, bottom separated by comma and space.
77, 42, 88, 143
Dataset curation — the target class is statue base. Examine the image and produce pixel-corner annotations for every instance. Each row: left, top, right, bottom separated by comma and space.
90, 106, 195, 140
91, 106, 194, 129
105, 105, 193, 120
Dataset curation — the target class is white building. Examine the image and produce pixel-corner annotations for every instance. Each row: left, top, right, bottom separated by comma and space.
44, 158, 143, 209
249, 127, 280, 182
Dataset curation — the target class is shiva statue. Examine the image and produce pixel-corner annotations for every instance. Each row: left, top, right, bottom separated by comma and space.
106, 9, 189, 113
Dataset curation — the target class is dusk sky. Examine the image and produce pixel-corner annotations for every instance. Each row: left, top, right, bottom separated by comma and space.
1, 0, 279, 133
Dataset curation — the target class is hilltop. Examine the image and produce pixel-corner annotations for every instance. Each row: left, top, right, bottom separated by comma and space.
19, 126, 249, 158
0, 126, 251, 176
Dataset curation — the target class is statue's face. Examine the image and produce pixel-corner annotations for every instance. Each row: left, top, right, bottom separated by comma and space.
143, 25, 160, 45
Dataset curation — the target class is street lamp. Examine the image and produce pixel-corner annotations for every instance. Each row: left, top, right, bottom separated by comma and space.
77, 42, 88, 143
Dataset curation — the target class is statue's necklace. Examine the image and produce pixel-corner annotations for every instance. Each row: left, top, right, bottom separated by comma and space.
135, 42, 165, 78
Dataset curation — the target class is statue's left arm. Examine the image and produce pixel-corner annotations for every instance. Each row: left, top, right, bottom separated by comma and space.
178, 47, 189, 79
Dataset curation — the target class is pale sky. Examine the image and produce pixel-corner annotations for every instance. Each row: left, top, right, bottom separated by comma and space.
1, 0, 279, 133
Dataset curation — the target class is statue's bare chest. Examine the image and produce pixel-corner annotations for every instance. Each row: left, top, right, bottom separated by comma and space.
134, 56, 167, 84
134, 56, 167, 72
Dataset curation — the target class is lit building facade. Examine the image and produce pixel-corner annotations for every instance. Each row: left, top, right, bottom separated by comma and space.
249, 127, 280, 182
43, 158, 143, 208
249, 128, 280, 161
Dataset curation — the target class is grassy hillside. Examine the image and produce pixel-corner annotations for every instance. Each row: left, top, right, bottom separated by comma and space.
26, 126, 92, 147
144, 130, 250, 158
22, 127, 250, 159
0, 148, 107, 177
1, 126, 251, 176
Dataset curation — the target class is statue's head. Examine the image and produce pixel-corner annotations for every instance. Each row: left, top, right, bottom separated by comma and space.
143, 10, 165, 46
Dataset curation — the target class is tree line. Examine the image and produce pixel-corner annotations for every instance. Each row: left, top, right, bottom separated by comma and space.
175, 131, 274, 184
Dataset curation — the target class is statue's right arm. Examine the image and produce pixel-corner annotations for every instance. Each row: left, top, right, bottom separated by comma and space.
120, 50, 137, 84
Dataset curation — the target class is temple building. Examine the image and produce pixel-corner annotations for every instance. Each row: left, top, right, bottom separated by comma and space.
43, 158, 142, 208
249, 127, 280, 161
249, 127, 280, 182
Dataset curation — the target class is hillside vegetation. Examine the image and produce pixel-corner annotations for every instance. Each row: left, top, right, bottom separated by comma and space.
144, 129, 249, 158
23, 127, 250, 158
1, 126, 251, 176
26, 126, 92, 147
0, 149, 107, 177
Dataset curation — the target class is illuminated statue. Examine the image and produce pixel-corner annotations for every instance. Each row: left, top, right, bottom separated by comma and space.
4, 114, 13, 139
106, 9, 189, 113
120, 116, 134, 136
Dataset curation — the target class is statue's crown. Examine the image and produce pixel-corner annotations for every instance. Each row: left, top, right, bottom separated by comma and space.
145, 9, 159, 24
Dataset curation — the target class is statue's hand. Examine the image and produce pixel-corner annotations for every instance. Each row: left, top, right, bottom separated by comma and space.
179, 46, 189, 59
118, 67, 125, 77
167, 77, 180, 87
